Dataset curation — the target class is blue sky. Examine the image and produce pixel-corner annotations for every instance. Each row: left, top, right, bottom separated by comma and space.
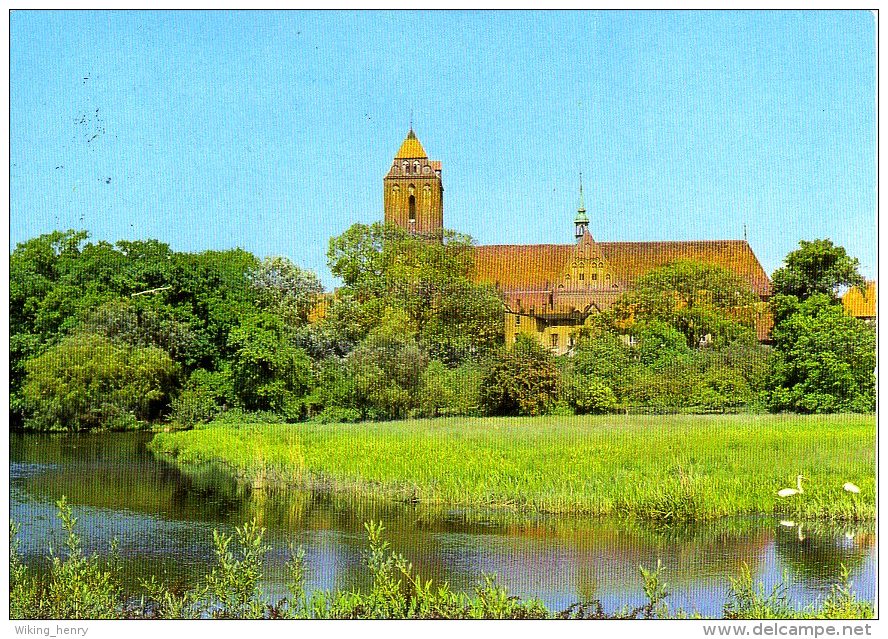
9, 10, 876, 288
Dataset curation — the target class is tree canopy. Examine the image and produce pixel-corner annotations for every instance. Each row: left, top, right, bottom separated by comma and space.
326, 222, 504, 363
612, 260, 759, 348
771, 239, 867, 301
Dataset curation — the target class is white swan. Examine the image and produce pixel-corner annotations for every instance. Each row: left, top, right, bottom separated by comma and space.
778, 475, 804, 497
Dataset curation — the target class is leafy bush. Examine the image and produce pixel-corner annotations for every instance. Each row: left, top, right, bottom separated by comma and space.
561, 374, 618, 414
21, 333, 179, 431
766, 294, 875, 413
694, 367, 752, 412
418, 360, 483, 417
480, 336, 559, 416
171, 369, 234, 427
344, 329, 429, 420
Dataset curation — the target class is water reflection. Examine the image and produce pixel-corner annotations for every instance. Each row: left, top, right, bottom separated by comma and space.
10, 433, 876, 617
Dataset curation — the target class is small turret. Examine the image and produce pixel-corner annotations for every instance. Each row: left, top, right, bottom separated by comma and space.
574, 173, 589, 239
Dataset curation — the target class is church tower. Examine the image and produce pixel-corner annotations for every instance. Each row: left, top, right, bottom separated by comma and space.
384, 129, 444, 234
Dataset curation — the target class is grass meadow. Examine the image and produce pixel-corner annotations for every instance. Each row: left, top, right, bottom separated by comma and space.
148, 414, 875, 522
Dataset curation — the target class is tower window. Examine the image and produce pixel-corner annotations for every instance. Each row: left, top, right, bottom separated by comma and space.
408, 195, 416, 222
591, 273, 597, 281
515, 315, 520, 326
579, 273, 584, 281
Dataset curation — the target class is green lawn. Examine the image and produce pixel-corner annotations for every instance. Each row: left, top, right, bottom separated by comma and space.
148, 414, 875, 522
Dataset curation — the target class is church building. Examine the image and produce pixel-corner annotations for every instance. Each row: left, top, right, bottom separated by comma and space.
383, 129, 773, 354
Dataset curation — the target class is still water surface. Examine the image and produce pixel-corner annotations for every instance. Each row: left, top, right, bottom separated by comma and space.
10, 432, 876, 617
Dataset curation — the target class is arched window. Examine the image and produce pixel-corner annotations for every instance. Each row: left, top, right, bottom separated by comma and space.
408, 195, 416, 223
414, 161, 420, 173
402, 161, 409, 173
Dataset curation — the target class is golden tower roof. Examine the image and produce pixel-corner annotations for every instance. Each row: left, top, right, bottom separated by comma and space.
394, 129, 428, 159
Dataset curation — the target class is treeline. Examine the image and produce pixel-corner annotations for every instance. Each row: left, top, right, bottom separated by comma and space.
9, 228, 875, 431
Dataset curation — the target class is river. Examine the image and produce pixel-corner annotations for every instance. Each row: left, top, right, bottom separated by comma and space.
9, 432, 876, 617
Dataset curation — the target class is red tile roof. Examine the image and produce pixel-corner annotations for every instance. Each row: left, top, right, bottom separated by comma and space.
473, 239, 771, 297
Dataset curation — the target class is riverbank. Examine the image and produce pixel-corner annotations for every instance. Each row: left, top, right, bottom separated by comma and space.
148, 414, 875, 522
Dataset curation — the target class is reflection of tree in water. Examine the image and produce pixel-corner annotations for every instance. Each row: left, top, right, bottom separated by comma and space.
773, 522, 872, 589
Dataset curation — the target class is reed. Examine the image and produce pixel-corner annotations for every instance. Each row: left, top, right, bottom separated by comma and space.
149, 413, 875, 521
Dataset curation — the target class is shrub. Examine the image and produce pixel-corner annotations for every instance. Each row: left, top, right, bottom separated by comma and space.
21, 333, 178, 431
561, 374, 618, 414
344, 331, 429, 420
418, 360, 483, 418
171, 369, 234, 427
479, 336, 559, 416
695, 367, 752, 412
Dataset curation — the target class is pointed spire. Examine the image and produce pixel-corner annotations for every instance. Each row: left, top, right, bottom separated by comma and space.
574, 172, 589, 239
574, 172, 589, 224
395, 127, 426, 158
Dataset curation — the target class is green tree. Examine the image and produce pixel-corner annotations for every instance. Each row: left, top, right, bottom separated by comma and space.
614, 260, 758, 348
21, 334, 179, 431
165, 248, 261, 370
765, 294, 875, 413
326, 222, 503, 362
248, 256, 324, 327
78, 298, 198, 362
771, 239, 867, 301
480, 335, 559, 416
344, 318, 429, 420
227, 313, 315, 419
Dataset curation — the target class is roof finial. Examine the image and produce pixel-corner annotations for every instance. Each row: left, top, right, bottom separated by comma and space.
409, 109, 413, 133
743, 222, 748, 241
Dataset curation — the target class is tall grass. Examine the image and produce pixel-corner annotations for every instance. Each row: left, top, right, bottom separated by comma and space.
149, 414, 875, 522
10, 500, 873, 620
